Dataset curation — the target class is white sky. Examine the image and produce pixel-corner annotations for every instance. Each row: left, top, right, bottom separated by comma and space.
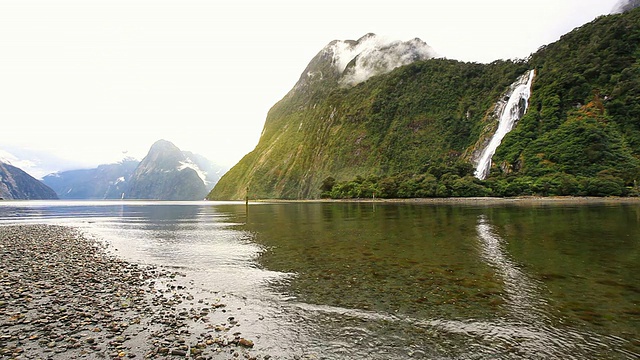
0, 0, 620, 178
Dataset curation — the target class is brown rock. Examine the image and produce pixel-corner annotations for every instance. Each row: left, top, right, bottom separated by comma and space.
238, 338, 254, 348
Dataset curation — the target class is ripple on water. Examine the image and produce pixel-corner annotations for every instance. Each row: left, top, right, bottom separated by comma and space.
272, 301, 637, 359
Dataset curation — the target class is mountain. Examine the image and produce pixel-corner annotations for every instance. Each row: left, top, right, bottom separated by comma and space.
0, 162, 58, 200
42, 159, 139, 199
293, 33, 436, 91
491, 8, 640, 195
208, 33, 523, 199
126, 139, 210, 200
180, 151, 228, 190
210, 9, 640, 200
41, 142, 227, 200
0, 147, 89, 180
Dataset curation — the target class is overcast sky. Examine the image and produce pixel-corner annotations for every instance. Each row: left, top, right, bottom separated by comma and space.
0, 0, 621, 178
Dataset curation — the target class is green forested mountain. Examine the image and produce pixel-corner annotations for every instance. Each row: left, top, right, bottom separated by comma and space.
493, 9, 640, 190
209, 9, 640, 200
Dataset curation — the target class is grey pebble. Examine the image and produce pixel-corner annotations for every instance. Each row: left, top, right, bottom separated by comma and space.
0, 224, 265, 359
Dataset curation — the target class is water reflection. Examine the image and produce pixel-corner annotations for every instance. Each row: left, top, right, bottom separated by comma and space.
415, 214, 584, 359
244, 202, 639, 359
0, 200, 638, 359
475, 214, 547, 322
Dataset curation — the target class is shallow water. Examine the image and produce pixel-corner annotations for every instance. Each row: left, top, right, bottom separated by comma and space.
0, 200, 638, 359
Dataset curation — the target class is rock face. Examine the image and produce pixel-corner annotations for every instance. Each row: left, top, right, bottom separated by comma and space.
43, 159, 139, 199
126, 140, 209, 200
0, 162, 58, 200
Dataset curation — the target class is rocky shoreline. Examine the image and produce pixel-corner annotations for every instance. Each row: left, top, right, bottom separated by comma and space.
0, 224, 262, 359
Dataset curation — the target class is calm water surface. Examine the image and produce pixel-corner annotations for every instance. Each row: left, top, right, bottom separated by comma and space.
0, 200, 638, 359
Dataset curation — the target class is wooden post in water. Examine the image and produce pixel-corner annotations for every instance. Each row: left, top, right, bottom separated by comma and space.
245, 186, 249, 221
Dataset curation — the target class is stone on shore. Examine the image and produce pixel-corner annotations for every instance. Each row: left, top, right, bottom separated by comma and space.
0, 224, 260, 359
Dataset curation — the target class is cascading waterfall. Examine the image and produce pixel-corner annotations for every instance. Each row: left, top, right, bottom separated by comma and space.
474, 70, 535, 180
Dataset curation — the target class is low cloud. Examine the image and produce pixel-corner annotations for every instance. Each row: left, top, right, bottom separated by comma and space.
329, 34, 437, 87
0, 149, 38, 174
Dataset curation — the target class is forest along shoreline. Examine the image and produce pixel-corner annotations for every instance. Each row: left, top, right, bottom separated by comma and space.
0, 224, 262, 359
252, 196, 640, 205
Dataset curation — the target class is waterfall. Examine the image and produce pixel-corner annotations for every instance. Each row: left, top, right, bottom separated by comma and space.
474, 70, 535, 180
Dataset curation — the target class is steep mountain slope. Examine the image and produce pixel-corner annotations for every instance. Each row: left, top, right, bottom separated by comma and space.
493, 8, 640, 183
43, 159, 139, 199
210, 9, 640, 200
126, 139, 208, 200
0, 162, 58, 200
209, 35, 524, 199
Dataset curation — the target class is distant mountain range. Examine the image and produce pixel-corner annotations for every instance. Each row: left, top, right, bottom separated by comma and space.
42, 159, 139, 200
41, 139, 227, 200
0, 162, 58, 200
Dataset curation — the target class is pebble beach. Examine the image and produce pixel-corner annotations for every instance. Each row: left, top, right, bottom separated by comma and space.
0, 224, 262, 360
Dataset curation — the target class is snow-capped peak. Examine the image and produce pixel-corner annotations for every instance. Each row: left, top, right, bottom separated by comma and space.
178, 159, 208, 185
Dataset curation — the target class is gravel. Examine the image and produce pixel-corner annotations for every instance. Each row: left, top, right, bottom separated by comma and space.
0, 224, 262, 359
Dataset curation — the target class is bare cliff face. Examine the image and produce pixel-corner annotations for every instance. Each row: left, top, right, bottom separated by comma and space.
0, 162, 58, 200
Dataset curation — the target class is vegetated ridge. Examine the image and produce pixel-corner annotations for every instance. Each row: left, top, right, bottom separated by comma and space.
209, 9, 640, 200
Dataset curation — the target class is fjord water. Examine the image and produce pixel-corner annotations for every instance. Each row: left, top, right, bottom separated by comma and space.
0, 200, 638, 359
